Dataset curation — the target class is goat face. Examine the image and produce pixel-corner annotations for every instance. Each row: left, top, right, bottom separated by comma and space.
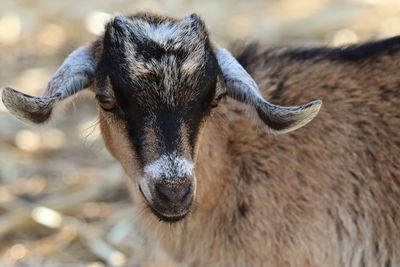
1, 13, 322, 223
95, 14, 220, 221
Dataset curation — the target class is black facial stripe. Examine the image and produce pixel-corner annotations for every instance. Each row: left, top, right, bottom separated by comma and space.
97, 16, 221, 165
188, 109, 206, 155
155, 112, 183, 154
122, 111, 200, 168
125, 111, 147, 168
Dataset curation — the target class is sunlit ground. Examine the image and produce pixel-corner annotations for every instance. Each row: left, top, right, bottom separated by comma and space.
1, 0, 400, 266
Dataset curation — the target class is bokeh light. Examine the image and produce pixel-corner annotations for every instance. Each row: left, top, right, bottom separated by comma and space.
0, 13, 21, 44
85, 11, 112, 35
32, 207, 63, 228
332, 29, 359, 46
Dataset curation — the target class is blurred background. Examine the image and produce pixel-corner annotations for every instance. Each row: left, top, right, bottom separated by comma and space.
0, 0, 399, 266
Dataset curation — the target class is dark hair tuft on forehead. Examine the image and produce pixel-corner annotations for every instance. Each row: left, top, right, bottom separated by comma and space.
127, 12, 179, 24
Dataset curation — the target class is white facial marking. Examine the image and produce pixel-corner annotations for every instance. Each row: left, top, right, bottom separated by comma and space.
129, 14, 203, 50
140, 21, 182, 45
113, 15, 206, 81
144, 152, 194, 180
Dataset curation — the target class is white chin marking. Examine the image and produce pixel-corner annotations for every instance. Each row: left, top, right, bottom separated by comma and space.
144, 152, 194, 180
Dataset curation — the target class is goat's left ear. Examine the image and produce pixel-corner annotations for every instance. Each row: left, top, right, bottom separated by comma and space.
2, 46, 95, 124
216, 48, 322, 133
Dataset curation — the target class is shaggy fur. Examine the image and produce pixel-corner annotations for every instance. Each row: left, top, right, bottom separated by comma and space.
163, 41, 399, 266
99, 26, 400, 266
2, 13, 399, 267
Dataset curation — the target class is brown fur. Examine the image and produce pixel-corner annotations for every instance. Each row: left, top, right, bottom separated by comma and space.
97, 42, 400, 266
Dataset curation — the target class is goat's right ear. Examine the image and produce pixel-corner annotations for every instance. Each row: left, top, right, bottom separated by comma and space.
1, 46, 95, 124
216, 47, 322, 133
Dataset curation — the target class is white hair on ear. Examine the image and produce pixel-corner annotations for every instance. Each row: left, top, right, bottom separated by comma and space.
1, 45, 96, 124
1, 87, 60, 124
216, 47, 322, 133
44, 46, 95, 98
215, 48, 263, 105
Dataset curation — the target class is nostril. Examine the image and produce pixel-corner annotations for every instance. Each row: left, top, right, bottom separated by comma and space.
156, 183, 191, 204
156, 185, 171, 202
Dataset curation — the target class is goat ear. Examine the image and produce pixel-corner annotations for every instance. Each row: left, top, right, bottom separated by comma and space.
216, 47, 322, 133
1, 46, 95, 124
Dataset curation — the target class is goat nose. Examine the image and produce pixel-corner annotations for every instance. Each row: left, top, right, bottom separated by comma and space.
155, 183, 191, 204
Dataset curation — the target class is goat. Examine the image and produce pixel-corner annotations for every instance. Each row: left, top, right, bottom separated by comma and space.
2, 12, 400, 267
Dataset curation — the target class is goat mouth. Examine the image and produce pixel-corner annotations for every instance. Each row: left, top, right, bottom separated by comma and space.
138, 185, 190, 223
150, 207, 188, 222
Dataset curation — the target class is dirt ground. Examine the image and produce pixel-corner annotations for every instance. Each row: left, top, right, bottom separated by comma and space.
0, 0, 399, 266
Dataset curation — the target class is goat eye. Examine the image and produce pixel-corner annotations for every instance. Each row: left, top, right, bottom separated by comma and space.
210, 93, 226, 108
96, 95, 116, 111
210, 99, 219, 108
